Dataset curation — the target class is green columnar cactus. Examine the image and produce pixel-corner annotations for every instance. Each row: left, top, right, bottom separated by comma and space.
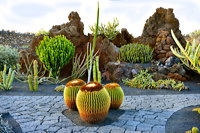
0, 65, 15, 90
119, 43, 153, 63
64, 79, 86, 110
93, 56, 101, 83
36, 35, 75, 78
170, 30, 200, 74
28, 60, 39, 91
76, 81, 111, 124
104, 83, 124, 109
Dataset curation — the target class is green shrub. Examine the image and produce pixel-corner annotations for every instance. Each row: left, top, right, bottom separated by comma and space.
35, 29, 49, 36
90, 18, 119, 40
0, 44, 19, 70
122, 70, 188, 91
36, 35, 75, 78
119, 43, 153, 63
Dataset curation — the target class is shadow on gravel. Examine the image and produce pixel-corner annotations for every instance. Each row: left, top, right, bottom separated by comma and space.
62, 109, 125, 126
166, 105, 200, 133
1, 112, 23, 133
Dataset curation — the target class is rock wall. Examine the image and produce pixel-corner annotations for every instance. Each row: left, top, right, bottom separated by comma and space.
0, 30, 35, 48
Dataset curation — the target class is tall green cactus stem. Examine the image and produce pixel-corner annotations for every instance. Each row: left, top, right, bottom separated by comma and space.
92, 56, 101, 83
87, 2, 99, 83
76, 81, 111, 124
28, 60, 39, 91
28, 75, 33, 91
170, 30, 200, 74
104, 83, 124, 109
0, 65, 15, 90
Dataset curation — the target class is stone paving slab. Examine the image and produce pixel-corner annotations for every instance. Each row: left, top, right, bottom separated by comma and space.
0, 94, 200, 133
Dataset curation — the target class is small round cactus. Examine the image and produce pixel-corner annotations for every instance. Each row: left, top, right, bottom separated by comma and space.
104, 83, 124, 109
76, 81, 111, 124
64, 79, 86, 110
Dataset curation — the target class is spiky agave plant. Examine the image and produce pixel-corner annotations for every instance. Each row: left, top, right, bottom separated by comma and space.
104, 83, 124, 109
64, 79, 86, 110
76, 81, 111, 124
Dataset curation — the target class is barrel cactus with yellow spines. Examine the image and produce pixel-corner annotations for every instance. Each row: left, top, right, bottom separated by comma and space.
64, 79, 86, 110
76, 81, 111, 124
104, 83, 124, 109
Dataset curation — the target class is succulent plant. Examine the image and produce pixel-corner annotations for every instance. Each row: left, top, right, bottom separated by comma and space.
36, 35, 75, 78
122, 70, 188, 91
64, 79, 86, 110
170, 30, 200, 74
76, 81, 111, 124
104, 83, 124, 109
0, 65, 15, 90
119, 43, 153, 63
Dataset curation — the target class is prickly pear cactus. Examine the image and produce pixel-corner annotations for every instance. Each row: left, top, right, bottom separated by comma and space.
104, 83, 124, 109
64, 79, 86, 110
76, 81, 111, 124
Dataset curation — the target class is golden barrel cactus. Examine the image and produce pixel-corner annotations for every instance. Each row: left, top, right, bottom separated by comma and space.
64, 79, 86, 110
104, 83, 124, 109
76, 81, 111, 124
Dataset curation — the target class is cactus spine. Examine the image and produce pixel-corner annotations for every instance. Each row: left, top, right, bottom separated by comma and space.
0, 65, 15, 90
76, 81, 111, 124
28, 60, 39, 91
104, 83, 124, 109
64, 79, 86, 110
93, 56, 101, 83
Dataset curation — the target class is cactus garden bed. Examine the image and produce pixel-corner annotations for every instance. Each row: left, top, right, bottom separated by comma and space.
0, 75, 199, 96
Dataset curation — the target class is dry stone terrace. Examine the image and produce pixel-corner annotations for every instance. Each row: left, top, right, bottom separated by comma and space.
0, 94, 200, 133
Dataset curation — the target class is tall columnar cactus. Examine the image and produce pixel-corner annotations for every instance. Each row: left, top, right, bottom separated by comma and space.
64, 79, 86, 110
104, 83, 124, 109
76, 81, 111, 124
0, 65, 15, 90
28, 60, 39, 91
36, 35, 75, 78
170, 30, 200, 74
92, 56, 101, 83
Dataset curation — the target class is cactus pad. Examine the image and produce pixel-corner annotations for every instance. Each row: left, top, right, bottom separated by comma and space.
76, 81, 111, 124
64, 79, 86, 110
104, 83, 124, 109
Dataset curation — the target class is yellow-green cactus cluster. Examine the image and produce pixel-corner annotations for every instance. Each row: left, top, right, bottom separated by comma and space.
104, 83, 124, 109
119, 43, 153, 63
63, 79, 125, 124
64, 79, 86, 110
76, 81, 111, 124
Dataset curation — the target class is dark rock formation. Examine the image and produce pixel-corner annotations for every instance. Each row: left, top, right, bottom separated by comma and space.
133, 7, 186, 62
112, 28, 134, 47
152, 63, 188, 81
94, 37, 119, 70
103, 62, 151, 82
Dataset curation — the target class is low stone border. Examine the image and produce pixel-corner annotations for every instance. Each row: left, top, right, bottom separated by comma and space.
0, 94, 199, 133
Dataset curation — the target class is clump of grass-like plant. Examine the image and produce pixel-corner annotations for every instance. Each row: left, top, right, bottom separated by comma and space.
119, 43, 153, 63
